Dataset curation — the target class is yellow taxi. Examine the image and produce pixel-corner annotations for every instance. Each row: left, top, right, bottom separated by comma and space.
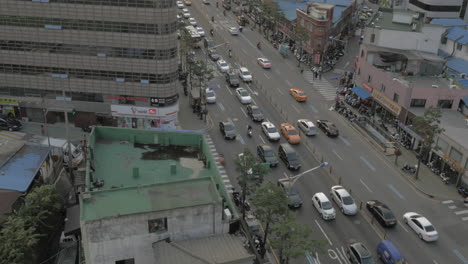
289, 88, 307, 102
280, 123, 301, 144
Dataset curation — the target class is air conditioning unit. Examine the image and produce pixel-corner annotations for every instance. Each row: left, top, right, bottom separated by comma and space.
411, 23, 417, 31
431, 85, 439, 88
223, 208, 232, 220
449, 85, 458, 89
460, 73, 466, 79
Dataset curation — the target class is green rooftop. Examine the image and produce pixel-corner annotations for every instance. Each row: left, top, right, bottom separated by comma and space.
80, 126, 233, 222
368, 8, 422, 32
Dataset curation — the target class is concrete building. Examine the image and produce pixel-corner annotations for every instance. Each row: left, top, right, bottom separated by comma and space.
406, 0, 464, 19
0, 0, 179, 129
440, 27, 468, 61
80, 127, 250, 264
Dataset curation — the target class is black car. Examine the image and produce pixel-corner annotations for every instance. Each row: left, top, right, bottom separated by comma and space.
208, 48, 220, 61
0, 115, 22, 131
247, 105, 264, 122
366, 200, 397, 227
316, 119, 339, 137
256, 144, 278, 167
347, 242, 375, 264
219, 121, 236, 140
278, 144, 301, 170
225, 71, 240, 87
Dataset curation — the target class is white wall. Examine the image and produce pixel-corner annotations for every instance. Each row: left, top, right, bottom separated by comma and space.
440, 39, 468, 60
82, 203, 227, 264
407, 0, 463, 18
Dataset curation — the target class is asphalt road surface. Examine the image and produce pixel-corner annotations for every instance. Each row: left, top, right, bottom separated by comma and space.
182, 2, 468, 264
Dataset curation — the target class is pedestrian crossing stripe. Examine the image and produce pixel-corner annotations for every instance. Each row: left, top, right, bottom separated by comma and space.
0, 131, 26, 140
302, 70, 337, 100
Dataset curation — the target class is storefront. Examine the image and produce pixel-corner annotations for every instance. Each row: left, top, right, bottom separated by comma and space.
111, 104, 178, 130
0, 97, 20, 118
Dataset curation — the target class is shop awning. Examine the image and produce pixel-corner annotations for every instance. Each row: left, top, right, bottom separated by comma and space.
351, 87, 372, 99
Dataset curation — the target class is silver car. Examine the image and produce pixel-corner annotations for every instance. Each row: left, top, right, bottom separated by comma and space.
330, 185, 357, 215
205, 88, 216, 103
235, 88, 252, 104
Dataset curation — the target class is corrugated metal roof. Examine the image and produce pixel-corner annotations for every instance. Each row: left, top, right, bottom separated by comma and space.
445, 27, 468, 44
431, 18, 468, 27
272, 0, 309, 21
446, 57, 468, 75
0, 144, 50, 192
458, 79, 468, 89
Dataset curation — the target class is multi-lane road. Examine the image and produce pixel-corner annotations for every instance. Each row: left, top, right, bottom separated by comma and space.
182, 2, 468, 263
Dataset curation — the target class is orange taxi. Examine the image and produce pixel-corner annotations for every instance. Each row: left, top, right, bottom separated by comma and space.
280, 123, 301, 144
289, 88, 307, 102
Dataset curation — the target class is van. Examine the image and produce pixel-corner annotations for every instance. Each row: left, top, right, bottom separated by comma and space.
377, 240, 406, 264
297, 119, 317, 136
204, 38, 215, 49
278, 144, 301, 170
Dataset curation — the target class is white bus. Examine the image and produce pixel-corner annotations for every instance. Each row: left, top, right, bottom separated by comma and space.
185, 25, 202, 48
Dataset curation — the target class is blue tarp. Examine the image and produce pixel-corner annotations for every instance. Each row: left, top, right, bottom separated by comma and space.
271, 0, 309, 21
463, 96, 468, 105
445, 27, 468, 44
351, 86, 371, 99
0, 145, 50, 192
430, 18, 468, 27
446, 57, 468, 75
459, 80, 468, 89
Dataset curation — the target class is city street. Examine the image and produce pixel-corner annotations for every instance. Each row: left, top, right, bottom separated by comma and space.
184, 2, 468, 264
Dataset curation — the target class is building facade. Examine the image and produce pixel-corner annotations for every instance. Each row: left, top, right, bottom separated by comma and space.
406, 0, 464, 18
0, 0, 179, 129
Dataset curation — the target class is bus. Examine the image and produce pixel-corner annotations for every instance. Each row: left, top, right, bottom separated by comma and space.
185, 26, 202, 49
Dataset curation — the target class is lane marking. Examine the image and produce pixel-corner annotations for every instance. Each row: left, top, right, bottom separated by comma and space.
241, 48, 247, 54
388, 184, 405, 200
218, 103, 225, 111
462, 216, 468, 221
344, 61, 350, 69
292, 104, 300, 113
238, 134, 245, 145
332, 149, 343, 160
448, 205, 457, 209
308, 104, 319, 113
251, 98, 257, 105
240, 107, 248, 118
442, 200, 454, 204
360, 179, 373, 193
433, 260, 439, 264
398, 221, 409, 232
259, 135, 266, 144
283, 172, 289, 178
314, 219, 333, 246
285, 79, 292, 87
359, 156, 376, 171
454, 210, 468, 215
225, 85, 233, 95
338, 136, 351, 146
274, 69, 280, 75
264, 72, 271, 79
452, 249, 468, 264
276, 87, 284, 95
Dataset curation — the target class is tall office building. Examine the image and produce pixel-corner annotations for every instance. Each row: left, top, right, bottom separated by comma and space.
0, 0, 179, 129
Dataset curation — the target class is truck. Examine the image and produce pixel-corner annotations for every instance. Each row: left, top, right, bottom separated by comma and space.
41, 137, 84, 168
277, 178, 303, 208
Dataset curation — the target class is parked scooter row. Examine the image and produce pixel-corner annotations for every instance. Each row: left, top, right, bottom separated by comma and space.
401, 163, 418, 174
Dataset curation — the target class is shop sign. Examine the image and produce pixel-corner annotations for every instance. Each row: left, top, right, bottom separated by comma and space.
0, 98, 19, 106
442, 153, 466, 174
361, 82, 373, 93
372, 89, 401, 116
111, 104, 178, 119
106, 96, 147, 102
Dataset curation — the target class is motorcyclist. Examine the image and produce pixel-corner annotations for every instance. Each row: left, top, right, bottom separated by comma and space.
211, 16, 214, 22
247, 125, 252, 133
210, 28, 214, 36
223, 10, 226, 16
228, 49, 232, 58
257, 42, 261, 49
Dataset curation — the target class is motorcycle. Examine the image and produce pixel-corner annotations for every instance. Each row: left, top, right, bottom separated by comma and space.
257, 42, 261, 50
457, 187, 468, 198
402, 163, 417, 174
439, 172, 450, 184
247, 128, 252, 137
210, 29, 214, 36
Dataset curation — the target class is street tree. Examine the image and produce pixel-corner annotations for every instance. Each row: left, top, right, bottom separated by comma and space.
411, 106, 445, 179
235, 148, 270, 219
271, 212, 326, 264
290, 24, 310, 66
251, 181, 289, 258
188, 59, 214, 119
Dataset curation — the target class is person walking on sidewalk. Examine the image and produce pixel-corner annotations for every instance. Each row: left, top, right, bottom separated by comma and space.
41, 125, 45, 136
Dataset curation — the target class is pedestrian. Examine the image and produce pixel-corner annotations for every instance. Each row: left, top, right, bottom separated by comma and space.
40, 125, 45, 136
300, 68, 304, 74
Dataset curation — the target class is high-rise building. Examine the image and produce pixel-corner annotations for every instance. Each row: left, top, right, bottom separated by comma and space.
0, 0, 179, 129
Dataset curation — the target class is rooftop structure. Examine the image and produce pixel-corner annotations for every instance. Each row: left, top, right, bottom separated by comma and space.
430, 18, 468, 27
367, 8, 424, 32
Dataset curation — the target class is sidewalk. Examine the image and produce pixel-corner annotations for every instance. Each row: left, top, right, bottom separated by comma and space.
21, 121, 86, 142
176, 92, 213, 131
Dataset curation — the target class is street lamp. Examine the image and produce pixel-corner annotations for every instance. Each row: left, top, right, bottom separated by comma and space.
285, 162, 329, 186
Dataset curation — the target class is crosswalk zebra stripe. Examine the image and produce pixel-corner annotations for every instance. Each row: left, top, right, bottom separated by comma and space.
302, 70, 337, 100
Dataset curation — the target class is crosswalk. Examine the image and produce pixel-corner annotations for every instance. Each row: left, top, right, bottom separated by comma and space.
441, 200, 468, 221
205, 135, 235, 194
0, 130, 26, 141
302, 70, 338, 101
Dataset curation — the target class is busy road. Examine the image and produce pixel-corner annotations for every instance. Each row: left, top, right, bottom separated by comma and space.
181, 1, 468, 263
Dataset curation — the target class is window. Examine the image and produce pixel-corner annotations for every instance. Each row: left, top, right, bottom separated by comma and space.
368, 75, 372, 82
441, 37, 447, 45
393, 93, 399, 103
410, 99, 426, 107
361, 50, 364, 57
115, 259, 134, 264
381, 84, 386, 92
457, 43, 462, 50
449, 147, 462, 163
437, 99, 453, 108
148, 218, 167, 233
370, 34, 375, 43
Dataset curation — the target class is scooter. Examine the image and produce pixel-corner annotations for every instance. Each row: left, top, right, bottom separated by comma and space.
457, 187, 468, 198
402, 163, 417, 174
439, 172, 450, 184
247, 128, 252, 137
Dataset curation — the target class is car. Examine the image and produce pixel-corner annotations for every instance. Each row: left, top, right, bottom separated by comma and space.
0, 115, 22, 131
229, 27, 239, 35
257, 144, 278, 167
205, 88, 216, 104
235, 88, 252, 104
403, 212, 438, 242
225, 71, 240, 87
239, 67, 252, 82
261, 122, 280, 141
312, 192, 336, 220
278, 178, 302, 208
280, 123, 301, 144
188, 18, 197, 26
217, 60, 230, 73
184, 0, 192, 5
204, 38, 215, 49
208, 48, 220, 61
316, 119, 339, 137
278, 143, 301, 170
257, 58, 271, 69
183, 10, 190, 18
247, 105, 264, 122
330, 185, 357, 215
196, 27, 205, 37
297, 119, 317, 136
289, 88, 307, 102
347, 242, 375, 264
366, 200, 397, 228
177, 1, 184, 8
219, 121, 236, 140
203, 0, 210, 4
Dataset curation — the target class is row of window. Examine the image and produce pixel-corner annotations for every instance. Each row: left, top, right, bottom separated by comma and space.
0, 86, 105, 102
23, 0, 175, 8
409, 0, 461, 12
0, 40, 178, 60
0, 16, 177, 35
0, 64, 178, 84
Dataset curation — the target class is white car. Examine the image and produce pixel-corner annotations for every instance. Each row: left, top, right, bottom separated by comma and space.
183, 11, 190, 18
261, 122, 280, 141
312, 193, 336, 220
330, 185, 357, 215
403, 212, 439, 242
177, 1, 184, 8
257, 58, 272, 69
205, 88, 216, 104
196, 27, 205, 37
188, 18, 197, 26
203, 0, 210, 3
235, 88, 252, 104
217, 60, 230, 73
239, 67, 252, 82
229, 27, 239, 35
297, 119, 317, 136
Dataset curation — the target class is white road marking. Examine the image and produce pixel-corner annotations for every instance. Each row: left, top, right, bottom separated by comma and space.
259, 135, 266, 143
238, 134, 245, 145
285, 79, 292, 87
283, 172, 289, 178
462, 217, 468, 221
454, 210, 468, 215
360, 179, 373, 193
241, 48, 247, 54
276, 87, 284, 95
251, 98, 257, 105
448, 205, 457, 209
314, 220, 333, 246
274, 69, 280, 75
359, 156, 376, 171
264, 72, 271, 79
442, 200, 454, 204
218, 103, 225, 111
388, 184, 405, 200
292, 104, 300, 113
225, 85, 233, 95
308, 104, 319, 113
344, 61, 350, 68
398, 221, 409, 232
240, 107, 248, 117
332, 149, 343, 160
338, 136, 351, 146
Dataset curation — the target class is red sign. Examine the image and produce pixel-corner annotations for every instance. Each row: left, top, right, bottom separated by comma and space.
106, 96, 148, 102
362, 82, 373, 93
148, 109, 157, 115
